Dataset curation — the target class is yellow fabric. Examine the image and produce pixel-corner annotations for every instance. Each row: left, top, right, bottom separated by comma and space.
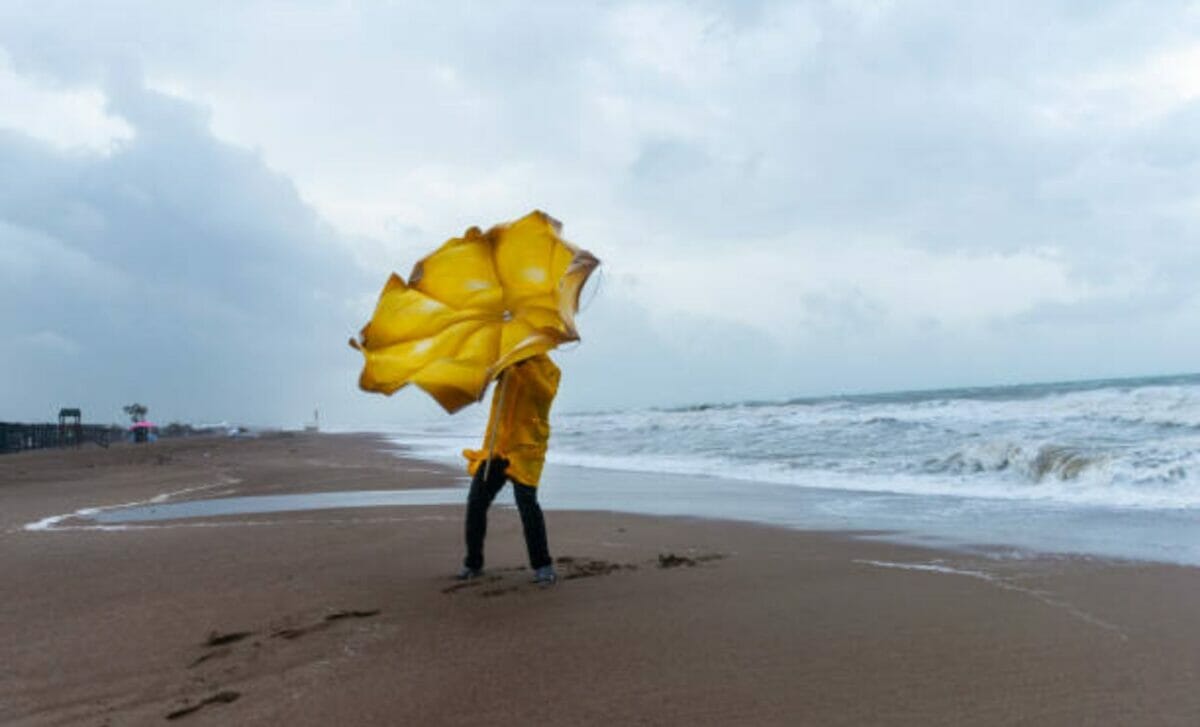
463, 354, 560, 486
350, 210, 598, 414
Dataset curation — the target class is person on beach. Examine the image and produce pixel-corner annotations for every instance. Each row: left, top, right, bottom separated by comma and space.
459, 354, 560, 585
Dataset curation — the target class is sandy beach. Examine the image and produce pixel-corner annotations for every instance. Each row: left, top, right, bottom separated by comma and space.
2, 433, 1198, 725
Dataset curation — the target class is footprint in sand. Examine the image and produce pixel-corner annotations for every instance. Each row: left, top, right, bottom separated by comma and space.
657, 552, 727, 569
174, 610, 380, 718
165, 690, 241, 720
188, 631, 256, 668
205, 630, 254, 647
440, 553, 729, 598
441, 557, 637, 598
324, 609, 381, 621
441, 575, 503, 594
270, 609, 381, 640
559, 556, 638, 581
189, 647, 232, 668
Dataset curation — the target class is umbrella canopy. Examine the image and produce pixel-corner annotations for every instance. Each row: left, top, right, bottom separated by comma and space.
129, 421, 157, 429
351, 210, 599, 413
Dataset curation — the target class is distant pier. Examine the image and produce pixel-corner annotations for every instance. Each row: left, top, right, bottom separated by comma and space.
0, 421, 122, 454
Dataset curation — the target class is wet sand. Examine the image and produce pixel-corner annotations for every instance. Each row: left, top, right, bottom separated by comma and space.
1, 433, 1198, 725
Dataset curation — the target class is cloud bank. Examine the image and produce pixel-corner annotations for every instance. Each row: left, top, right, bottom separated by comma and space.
1, 1, 1199, 428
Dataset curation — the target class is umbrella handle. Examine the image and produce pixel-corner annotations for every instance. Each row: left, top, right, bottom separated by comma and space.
482, 372, 510, 482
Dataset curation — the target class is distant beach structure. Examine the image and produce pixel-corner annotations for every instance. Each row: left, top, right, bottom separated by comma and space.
129, 420, 157, 444
58, 408, 82, 446
0, 409, 120, 454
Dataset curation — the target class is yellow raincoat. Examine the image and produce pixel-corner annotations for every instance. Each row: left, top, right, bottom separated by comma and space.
463, 354, 560, 487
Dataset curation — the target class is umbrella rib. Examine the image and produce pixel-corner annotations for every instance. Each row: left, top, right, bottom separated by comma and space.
409, 276, 455, 311
486, 232, 507, 314
483, 230, 507, 371
545, 232, 555, 301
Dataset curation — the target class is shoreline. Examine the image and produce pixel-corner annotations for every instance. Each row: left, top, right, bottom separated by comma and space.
19, 430, 1200, 569
3, 433, 1199, 724
375, 432, 1200, 569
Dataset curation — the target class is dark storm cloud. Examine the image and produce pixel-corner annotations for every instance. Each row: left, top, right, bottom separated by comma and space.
0, 67, 371, 426
2, 1, 1199, 423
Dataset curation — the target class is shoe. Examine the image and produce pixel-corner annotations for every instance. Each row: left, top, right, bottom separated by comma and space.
532, 565, 558, 585
456, 566, 483, 580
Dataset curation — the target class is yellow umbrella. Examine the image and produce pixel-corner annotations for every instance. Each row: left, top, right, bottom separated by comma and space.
350, 210, 599, 413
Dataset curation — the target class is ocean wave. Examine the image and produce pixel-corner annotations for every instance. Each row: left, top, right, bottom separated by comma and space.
922, 442, 1107, 483
384, 375, 1200, 510
390, 430, 1200, 509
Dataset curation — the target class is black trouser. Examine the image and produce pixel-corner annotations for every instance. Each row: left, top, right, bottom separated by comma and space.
463, 458, 551, 571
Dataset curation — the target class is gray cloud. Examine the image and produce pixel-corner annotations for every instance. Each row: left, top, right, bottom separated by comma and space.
2, 1, 1199, 428
0, 67, 375, 427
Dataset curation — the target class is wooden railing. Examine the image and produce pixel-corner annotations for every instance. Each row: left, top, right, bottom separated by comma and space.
0, 423, 122, 454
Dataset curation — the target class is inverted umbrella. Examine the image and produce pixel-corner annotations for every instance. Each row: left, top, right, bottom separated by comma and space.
350, 210, 599, 413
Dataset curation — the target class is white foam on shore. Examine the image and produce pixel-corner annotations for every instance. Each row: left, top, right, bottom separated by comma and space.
854, 559, 1128, 639
854, 559, 997, 580
23, 514, 453, 533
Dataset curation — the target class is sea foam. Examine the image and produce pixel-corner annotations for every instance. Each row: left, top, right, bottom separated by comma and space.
390, 374, 1200, 510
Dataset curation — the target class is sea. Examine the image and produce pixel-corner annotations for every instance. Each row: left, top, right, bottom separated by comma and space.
389, 373, 1200, 566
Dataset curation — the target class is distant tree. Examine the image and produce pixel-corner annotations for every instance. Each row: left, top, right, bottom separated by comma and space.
123, 403, 148, 423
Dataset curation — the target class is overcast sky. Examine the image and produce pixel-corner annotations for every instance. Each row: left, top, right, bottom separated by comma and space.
2, 1, 1199, 429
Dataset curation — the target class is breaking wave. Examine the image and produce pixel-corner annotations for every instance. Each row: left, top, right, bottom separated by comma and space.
923, 443, 1105, 482
394, 373, 1200, 510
